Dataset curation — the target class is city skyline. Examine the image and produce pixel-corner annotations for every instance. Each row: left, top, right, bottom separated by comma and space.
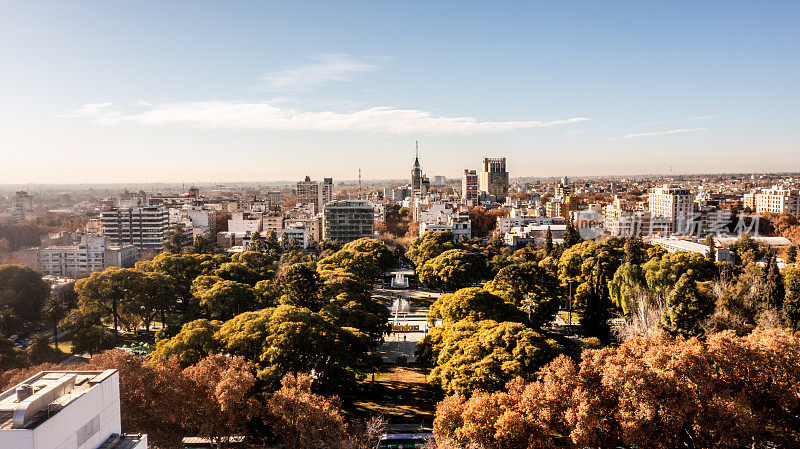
1, 1, 799, 183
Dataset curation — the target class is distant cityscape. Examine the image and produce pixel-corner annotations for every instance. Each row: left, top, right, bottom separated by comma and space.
1, 145, 798, 279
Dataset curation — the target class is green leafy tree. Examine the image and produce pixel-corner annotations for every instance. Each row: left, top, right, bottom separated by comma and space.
213, 261, 263, 286
623, 238, 646, 264
192, 278, 257, 321
423, 319, 562, 395
428, 287, 524, 324
216, 305, 375, 390
705, 235, 716, 260
783, 267, 800, 331
787, 245, 797, 264
661, 271, 714, 337
729, 232, 761, 264
406, 231, 455, 268
151, 319, 223, 366
418, 249, 486, 291
609, 262, 646, 315
563, 220, 582, 248
190, 234, 219, 254
486, 262, 560, 327
545, 226, 554, 256
0, 264, 50, 325
71, 325, 116, 355
278, 262, 323, 310
317, 238, 393, 282
581, 259, 612, 342
760, 255, 785, 312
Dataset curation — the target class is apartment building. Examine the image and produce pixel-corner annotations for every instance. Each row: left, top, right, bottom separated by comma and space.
648, 184, 695, 235
0, 369, 147, 449
322, 200, 375, 243
37, 235, 138, 277
461, 169, 478, 205
297, 176, 333, 214
228, 211, 262, 234
747, 185, 800, 214
100, 206, 169, 251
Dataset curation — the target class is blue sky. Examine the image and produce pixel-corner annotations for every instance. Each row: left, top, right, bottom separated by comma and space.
1, 1, 798, 183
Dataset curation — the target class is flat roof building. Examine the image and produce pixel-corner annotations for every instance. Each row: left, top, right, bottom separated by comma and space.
322, 200, 375, 243
0, 369, 147, 449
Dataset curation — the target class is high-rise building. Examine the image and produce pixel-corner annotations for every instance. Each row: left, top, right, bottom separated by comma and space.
322, 200, 375, 243
100, 206, 169, 251
297, 176, 333, 214
0, 369, 148, 449
461, 169, 478, 205
479, 157, 509, 202
648, 184, 695, 235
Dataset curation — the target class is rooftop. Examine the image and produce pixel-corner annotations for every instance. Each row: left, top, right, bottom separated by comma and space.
0, 370, 115, 430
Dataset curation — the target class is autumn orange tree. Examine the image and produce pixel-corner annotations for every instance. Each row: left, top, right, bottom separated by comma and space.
433, 329, 800, 449
267, 373, 350, 449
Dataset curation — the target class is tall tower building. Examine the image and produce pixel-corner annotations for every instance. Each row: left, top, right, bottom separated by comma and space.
461, 169, 478, 205
411, 141, 429, 197
479, 157, 509, 202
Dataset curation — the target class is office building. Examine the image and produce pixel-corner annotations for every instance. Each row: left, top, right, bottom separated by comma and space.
0, 369, 147, 449
479, 157, 509, 202
100, 206, 169, 251
461, 169, 478, 205
322, 200, 375, 243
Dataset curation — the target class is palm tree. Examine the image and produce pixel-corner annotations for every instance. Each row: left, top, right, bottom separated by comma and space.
41, 296, 67, 349
0, 305, 20, 336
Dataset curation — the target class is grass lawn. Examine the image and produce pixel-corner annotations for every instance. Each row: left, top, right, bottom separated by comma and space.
56, 339, 73, 353
559, 311, 583, 324
345, 365, 439, 424
407, 295, 437, 308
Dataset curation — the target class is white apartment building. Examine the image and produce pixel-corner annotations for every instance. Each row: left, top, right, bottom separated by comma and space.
504, 224, 566, 248
419, 213, 472, 241
38, 236, 138, 277
228, 212, 262, 234
648, 185, 695, 235
749, 185, 800, 214
496, 215, 564, 234
284, 217, 321, 242
0, 369, 147, 449
100, 206, 169, 251
282, 222, 310, 248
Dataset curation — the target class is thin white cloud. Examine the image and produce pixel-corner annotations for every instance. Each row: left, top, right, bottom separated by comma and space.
624, 128, 706, 139
262, 54, 379, 89
64, 100, 590, 135
637, 115, 723, 127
